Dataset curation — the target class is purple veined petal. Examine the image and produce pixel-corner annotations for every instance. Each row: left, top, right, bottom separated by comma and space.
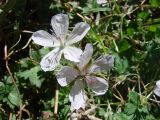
56, 66, 79, 86
31, 30, 60, 47
63, 46, 83, 62
65, 22, 90, 45
154, 80, 160, 97
40, 48, 62, 71
85, 75, 108, 95
51, 14, 69, 40
78, 43, 93, 71
89, 55, 114, 73
69, 80, 86, 111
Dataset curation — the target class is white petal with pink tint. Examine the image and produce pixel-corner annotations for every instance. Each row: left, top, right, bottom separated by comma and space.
69, 80, 85, 111
63, 46, 82, 62
57, 66, 79, 86
40, 48, 62, 71
86, 75, 108, 95
78, 43, 93, 70
90, 55, 114, 73
51, 14, 69, 39
66, 22, 90, 45
32, 30, 60, 47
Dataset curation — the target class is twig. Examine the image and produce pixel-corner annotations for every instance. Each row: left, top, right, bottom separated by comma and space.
10, 34, 22, 51
149, 98, 160, 104
15, 37, 32, 53
54, 83, 59, 119
9, 113, 12, 120
4, 45, 22, 120
22, 30, 34, 34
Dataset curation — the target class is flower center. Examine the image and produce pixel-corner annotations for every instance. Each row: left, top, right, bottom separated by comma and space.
57, 37, 65, 49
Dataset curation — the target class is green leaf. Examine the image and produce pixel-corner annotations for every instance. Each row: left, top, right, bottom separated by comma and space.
124, 103, 137, 115
118, 40, 131, 53
7, 87, 21, 107
98, 108, 106, 117
146, 115, 156, 120
18, 66, 44, 88
149, 0, 160, 7
30, 48, 50, 62
154, 37, 160, 44
114, 54, 129, 74
113, 113, 133, 120
138, 106, 148, 114
127, 28, 135, 36
0, 82, 6, 101
128, 91, 140, 105
148, 25, 157, 32
138, 12, 149, 20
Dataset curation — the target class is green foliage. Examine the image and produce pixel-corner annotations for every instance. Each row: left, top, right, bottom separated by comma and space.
18, 66, 43, 88
114, 53, 129, 74
7, 86, 21, 107
0, 0, 160, 119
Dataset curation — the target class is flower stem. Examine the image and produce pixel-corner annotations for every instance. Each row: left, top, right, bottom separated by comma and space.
54, 82, 59, 119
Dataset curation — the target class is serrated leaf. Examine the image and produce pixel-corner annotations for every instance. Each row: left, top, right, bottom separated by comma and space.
18, 66, 44, 88
129, 91, 140, 105
114, 54, 128, 74
124, 103, 137, 115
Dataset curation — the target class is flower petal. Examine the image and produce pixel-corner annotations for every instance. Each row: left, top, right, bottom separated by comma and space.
63, 46, 82, 62
89, 55, 114, 73
31, 30, 60, 47
97, 0, 107, 4
56, 66, 79, 86
51, 14, 69, 39
69, 80, 85, 111
154, 80, 160, 97
66, 22, 90, 45
85, 76, 108, 95
40, 48, 62, 71
78, 43, 93, 70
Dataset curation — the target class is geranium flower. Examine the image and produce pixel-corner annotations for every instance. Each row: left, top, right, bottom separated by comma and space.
31, 14, 90, 71
56, 44, 114, 111
154, 80, 160, 97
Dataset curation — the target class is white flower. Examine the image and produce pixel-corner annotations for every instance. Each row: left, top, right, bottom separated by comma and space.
154, 80, 160, 97
97, 0, 107, 4
31, 14, 90, 71
56, 44, 114, 111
